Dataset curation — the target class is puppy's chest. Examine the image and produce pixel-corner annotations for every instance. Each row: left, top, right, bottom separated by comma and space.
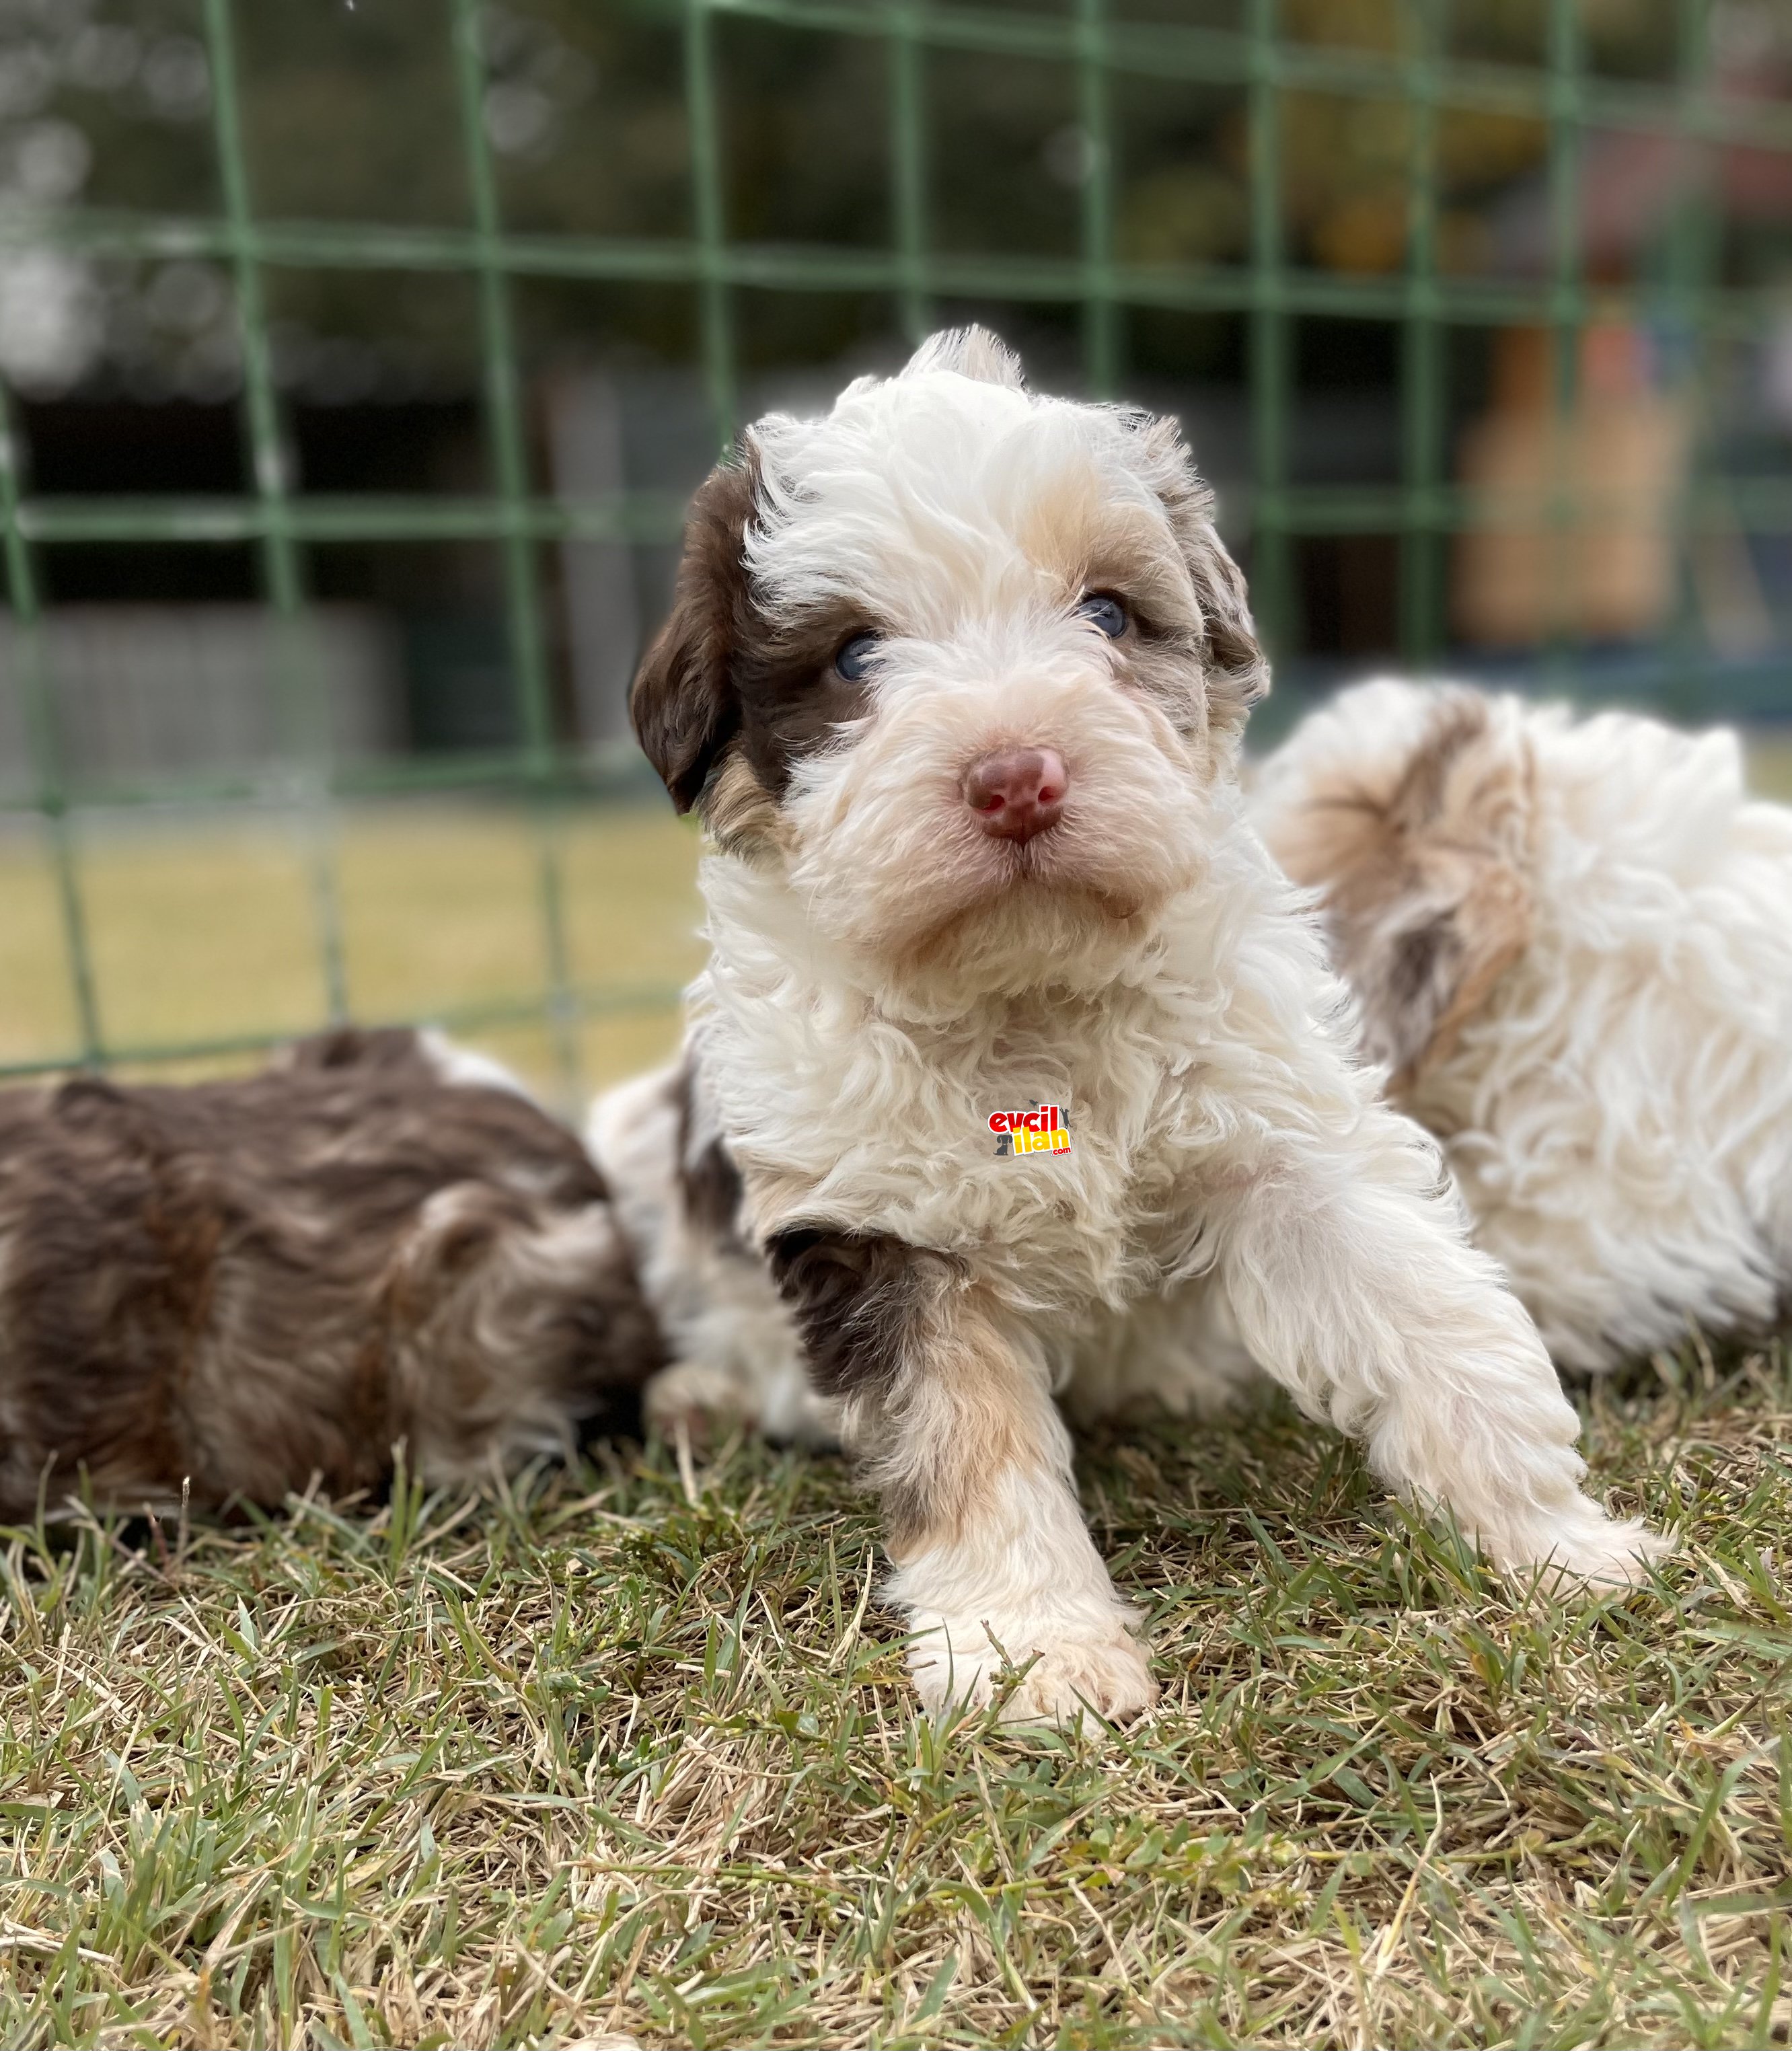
754, 1017, 1223, 1302
969, 1065, 1216, 1302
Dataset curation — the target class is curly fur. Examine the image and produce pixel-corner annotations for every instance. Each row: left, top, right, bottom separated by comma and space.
0, 1028, 663, 1517
1253, 675, 1792, 1371
618, 332, 1663, 1725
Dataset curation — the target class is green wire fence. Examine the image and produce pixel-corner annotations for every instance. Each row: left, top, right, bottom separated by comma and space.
0, 0, 1786, 1098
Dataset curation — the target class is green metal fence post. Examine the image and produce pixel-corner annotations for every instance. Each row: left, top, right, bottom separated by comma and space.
889, 3, 932, 349
1247, 0, 1294, 665
202, 0, 350, 1028
1543, 0, 1587, 690
1076, 0, 1119, 399
1399, 0, 1446, 667
1661, 0, 1719, 722
685, 0, 739, 453
0, 383, 103, 1066
449, 0, 581, 1101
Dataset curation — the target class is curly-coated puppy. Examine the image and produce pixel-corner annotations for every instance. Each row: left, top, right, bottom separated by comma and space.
1252, 675, 1792, 1372
620, 328, 1662, 1724
0, 1028, 662, 1518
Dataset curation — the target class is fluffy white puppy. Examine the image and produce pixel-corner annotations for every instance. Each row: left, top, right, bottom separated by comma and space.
610, 329, 1661, 1725
1252, 675, 1792, 1373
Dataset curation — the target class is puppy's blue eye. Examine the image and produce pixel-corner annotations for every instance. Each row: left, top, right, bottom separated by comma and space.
1076, 593, 1129, 638
834, 632, 880, 682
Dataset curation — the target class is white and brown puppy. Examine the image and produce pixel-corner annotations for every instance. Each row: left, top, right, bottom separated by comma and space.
1253, 675, 1792, 1373
619, 328, 1662, 1725
0, 1027, 663, 1518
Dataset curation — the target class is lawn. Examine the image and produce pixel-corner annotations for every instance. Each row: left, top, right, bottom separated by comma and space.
0, 796, 706, 1106
1, 751, 1789, 2047
1, 1347, 1787, 2048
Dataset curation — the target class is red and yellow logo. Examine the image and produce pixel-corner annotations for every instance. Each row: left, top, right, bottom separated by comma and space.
989, 1105, 1070, 1158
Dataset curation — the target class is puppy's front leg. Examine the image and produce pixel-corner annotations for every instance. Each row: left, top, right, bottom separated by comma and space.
1213, 1114, 1665, 1583
769, 1228, 1156, 1724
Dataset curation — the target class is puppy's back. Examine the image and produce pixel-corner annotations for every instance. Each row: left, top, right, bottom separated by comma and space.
1252, 679, 1792, 1368
0, 1029, 663, 1518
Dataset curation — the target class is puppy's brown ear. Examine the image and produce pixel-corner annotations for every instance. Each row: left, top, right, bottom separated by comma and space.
629, 456, 757, 814
1137, 418, 1269, 733
1304, 694, 1535, 1088
903, 326, 1026, 389
1182, 513, 1269, 733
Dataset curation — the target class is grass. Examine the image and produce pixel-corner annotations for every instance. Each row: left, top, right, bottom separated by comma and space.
0, 797, 705, 1103
1, 743, 1790, 2046
1, 1344, 1789, 2048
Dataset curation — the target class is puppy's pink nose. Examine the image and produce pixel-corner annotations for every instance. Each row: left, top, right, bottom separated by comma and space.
963, 747, 1068, 844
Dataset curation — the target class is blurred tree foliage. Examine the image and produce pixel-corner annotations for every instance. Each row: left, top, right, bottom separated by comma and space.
0, 0, 1730, 403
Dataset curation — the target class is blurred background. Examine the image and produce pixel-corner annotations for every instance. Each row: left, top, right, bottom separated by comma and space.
0, 0, 1788, 1103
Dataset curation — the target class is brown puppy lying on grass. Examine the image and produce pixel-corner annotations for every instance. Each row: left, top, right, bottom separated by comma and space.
0, 1027, 663, 1520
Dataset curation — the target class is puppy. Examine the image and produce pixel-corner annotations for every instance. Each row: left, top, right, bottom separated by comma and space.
1252, 675, 1792, 1372
0, 1027, 662, 1518
622, 328, 1662, 1724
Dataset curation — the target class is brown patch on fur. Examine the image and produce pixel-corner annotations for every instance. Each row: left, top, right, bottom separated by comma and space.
730, 593, 875, 803
704, 751, 792, 858
1008, 418, 1263, 746
0, 1029, 664, 1518
630, 455, 759, 815
1271, 692, 1536, 1088
1134, 412, 1270, 734
765, 1226, 1041, 1557
673, 1053, 747, 1249
630, 450, 876, 837
765, 1227, 961, 1405
874, 1287, 1040, 1558
1020, 510, 1217, 747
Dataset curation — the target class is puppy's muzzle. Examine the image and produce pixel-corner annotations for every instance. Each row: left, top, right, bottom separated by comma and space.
963, 747, 1068, 845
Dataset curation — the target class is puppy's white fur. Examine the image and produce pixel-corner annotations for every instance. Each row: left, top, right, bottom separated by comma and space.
1253, 675, 1792, 1371
622, 333, 1663, 1724
589, 1064, 835, 1447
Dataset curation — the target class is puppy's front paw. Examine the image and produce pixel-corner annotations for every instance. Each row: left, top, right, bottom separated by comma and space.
642, 1360, 754, 1447
907, 1610, 1158, 1727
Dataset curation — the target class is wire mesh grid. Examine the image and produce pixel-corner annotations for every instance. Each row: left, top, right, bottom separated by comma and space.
0, 0, 1785, 1099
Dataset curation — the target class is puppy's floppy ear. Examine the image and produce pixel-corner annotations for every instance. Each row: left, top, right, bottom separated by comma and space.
1136, 416, 1269, 733
629, 453, 757, 814
903, 326, 1026, 389
1181, 513, 1269, 733
1293, 692, 1536, 1088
